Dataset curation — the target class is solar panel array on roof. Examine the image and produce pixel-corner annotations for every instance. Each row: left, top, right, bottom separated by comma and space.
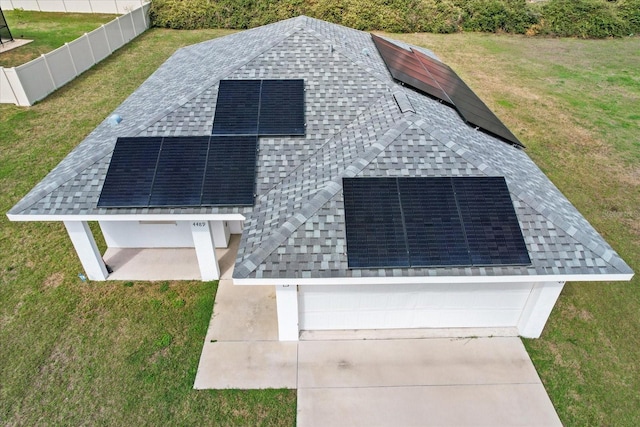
98, 136, 257, 208
371, 34, 524, 148
343, 176, 530, 269
212, 79, 305, 136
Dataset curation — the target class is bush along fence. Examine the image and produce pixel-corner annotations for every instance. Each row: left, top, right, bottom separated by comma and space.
0, 2, 149, 106
0, 0, 146, 14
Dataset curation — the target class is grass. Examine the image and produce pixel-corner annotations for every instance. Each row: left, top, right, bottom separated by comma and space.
0, 28, 296, 426
391, 32, 640, 425
0, 23, 638, 425
0, 10, 117, 67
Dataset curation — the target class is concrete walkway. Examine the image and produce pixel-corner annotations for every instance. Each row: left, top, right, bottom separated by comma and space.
193, 241, 561, 426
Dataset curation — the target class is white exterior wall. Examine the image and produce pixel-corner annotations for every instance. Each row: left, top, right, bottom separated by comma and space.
99, 220, 195, 248
299, 282, 535, 331
211, 221, 230, 248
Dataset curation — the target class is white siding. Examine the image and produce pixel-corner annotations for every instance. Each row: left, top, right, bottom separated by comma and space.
299, 282, 534, 331
99, 220, 194, 248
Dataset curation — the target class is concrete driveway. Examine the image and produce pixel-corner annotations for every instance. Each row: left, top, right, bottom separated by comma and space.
194, 252, 561, 426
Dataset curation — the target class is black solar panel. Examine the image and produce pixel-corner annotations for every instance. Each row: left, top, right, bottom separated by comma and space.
149, 137, 209, 206
371, 33, 523, 148
258, 79, 305, 135
99, 136, 258, 208
412, 50, 522, 146
343, 178, 409, 268
201, 136, 258, 206
452, 177, 530, 266
371, 35, 452, 105
98, 137, 162, 207
212, 80, 261, 135
398, 178, 470, 267
343, 177, 530, 269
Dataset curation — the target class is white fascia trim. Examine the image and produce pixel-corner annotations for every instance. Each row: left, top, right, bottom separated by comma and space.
6, 213, 247, 222
233, 273, 633, 286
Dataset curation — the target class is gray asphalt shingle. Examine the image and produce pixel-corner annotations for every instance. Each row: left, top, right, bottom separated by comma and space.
8, 16, 632, 280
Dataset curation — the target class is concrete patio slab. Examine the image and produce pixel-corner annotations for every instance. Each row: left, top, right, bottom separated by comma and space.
194, 341, 298, 389
104, 248, 200, 281
297, 337, 541, 388
298, 383, 561, 427
0, 39, 33, 54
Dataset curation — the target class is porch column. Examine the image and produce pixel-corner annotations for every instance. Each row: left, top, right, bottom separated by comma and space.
210, 220, 230, 248
518, 281, 565, 338
190, 221, 220, 281
63, 221, 108, 281
275, 285, 299, 341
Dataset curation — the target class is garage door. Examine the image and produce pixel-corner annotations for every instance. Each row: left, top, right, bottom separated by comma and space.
298, 283, 533, 331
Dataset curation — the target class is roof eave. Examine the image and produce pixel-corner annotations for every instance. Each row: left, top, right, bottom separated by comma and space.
232, 272, 634, 286
6, 213, 247, 222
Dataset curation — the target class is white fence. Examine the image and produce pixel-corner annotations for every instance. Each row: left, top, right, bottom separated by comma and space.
0, 3, 150, 106
0, 0, 145, 14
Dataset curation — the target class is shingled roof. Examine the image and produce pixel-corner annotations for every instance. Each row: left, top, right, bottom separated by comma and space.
8, 16, 633, 281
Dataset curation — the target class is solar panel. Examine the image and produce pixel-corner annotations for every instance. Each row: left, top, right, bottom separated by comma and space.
398, 178, 470, 267
149, 137, 209, 207
342, 177, 530, 269
99, 136, 259, 208
343, 178, 409, 268
97, 137, 162, 207
258, 79, 305, 135
201, 136, 258, 206
371, 34, 452, 105
371, 34, 523, 148
412, 50, 522, 146
452, 177, 530, 266
212, 80, 261, 135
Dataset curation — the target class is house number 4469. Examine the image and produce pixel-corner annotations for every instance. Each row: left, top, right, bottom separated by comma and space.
192, 222, 206, 227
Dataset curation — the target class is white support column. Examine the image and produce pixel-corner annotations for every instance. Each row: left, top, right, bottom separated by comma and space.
210, 221, 230, 248
518, 281, 565, 338
275, 285, 299, 341
190, 221, 220, 281
64, 221, 108, 281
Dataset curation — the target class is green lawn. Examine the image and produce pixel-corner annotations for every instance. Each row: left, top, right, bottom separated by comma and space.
1, 26, 638, 425
0, 10, 117, 67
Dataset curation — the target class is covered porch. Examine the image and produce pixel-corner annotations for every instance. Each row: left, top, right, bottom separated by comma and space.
103, 234, 241, 281
62, 217, 244, 282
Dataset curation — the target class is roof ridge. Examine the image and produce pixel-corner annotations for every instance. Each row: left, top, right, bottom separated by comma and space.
412, 118, 632, 275
303, 26, 392, 87
233, 119, 412, 279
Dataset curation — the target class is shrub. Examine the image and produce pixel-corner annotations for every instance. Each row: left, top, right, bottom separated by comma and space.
540, 0, 630, 38
149, 0, 635, 37
459, 0, 536, 33
616, 0, 640, 34
149, 0, 217, 30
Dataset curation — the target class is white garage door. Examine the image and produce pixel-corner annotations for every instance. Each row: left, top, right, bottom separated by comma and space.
298, 283, 534, 331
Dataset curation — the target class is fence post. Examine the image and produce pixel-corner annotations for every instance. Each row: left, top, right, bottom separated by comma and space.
130, 9, 137, 36
117, 16, 125, 43
102, 25, 113, 53
84, 33, 96, 64
66, 43, 78, 75
141, 3, 148, 28
41, 54, 57, 89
